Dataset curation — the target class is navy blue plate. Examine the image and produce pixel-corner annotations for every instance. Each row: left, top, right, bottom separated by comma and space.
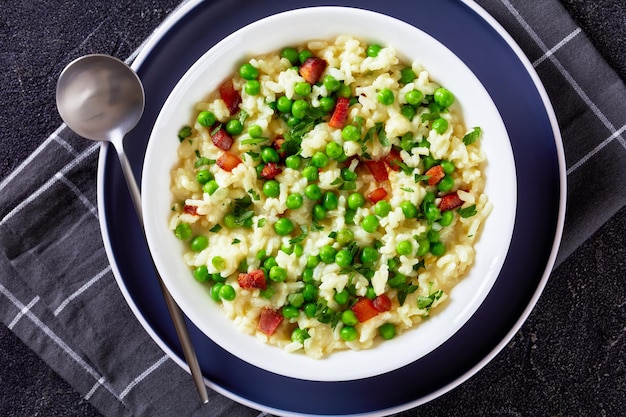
99, 0, 564, 415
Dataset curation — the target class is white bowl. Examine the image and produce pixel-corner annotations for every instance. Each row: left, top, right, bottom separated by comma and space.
142, 6, 516, 382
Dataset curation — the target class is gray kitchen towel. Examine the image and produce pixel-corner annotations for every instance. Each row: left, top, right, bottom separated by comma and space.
0, 0, 624, 417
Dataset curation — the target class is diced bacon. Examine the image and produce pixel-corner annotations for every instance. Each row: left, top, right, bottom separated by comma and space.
258, 308, 283, 336
299, 57, 327, 84
328, 97, 350, 129
183, 204, 198, 216
384, 148, 402, 171
216, 151, 242, 172
373, 294, 392, 312
238, 269, 267, 290
272, 136, 287, 159
219, 79, 241, 115
367, 187, 388, 204
211, 128, 233, 151
363, 159, 389, 182
438, 191, 464, 211
261, 162, 282, 179
425, 165, 445, 186
352, 298, 379, 323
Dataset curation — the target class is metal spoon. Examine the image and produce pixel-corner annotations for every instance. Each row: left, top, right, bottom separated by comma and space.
56, 54, 209, 404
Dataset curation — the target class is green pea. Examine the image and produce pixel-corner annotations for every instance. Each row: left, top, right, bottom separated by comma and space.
190, 235, 208, 252
320, 96, 336, 112
340, 326, 358, 341
197, 110, 216, 127
294, 243, 304, 257
336, 228, 354, 245
262, 180, 280, 198
303, 283, 318, 302
361, 214, 379, 233
304, 302, 317, 317
323, 75, 341, 92
387, 257, 400, 272
379, 323, 396, 340
286, 193, 304, 210
334, 289, 349, 304
322, 192, 339, 211
218, 284, 235, 301
416, 238, 430, 257
311, 151, 329, 168
366, 44, 382, 57
225, 119, 243, 135
263, 256, 278, 269
440, 210, 454, 227
438, 175, 455, 192
291, 99, 309, 119
196, 169, 213, 184
294, 81, 312, 96
347, 193, 365, 210
261, 147, 280, 163
341, 310, 358, 326
335, 249, 353, 268
174, 223, 192, 240
430, 241, 446, 257
239, 62, 259, 80
319, 245, 337, 264
211, 256, 226, 271
302, 165, 319, 182
360, 246, 378, 264
400, 67, 417, 84
276, 96, 293, 113
434, 87, 455, 108
377, 88, 394, 105
401, 105, 415, 120
244, 80, 260, 95
341, 124, 360, 142
302, 267, 315, 283
337, 83, 351, 98
432, 117, 448, 134
341, 168, 357, 181
423, 191, 436, 203
422, 154, 438, 170
440, 160, 456, 175
285, 154, 301, 170
282, 305, 299, 319
281, 47, 299, 65
274, 217, 294, 236
203, 179, 219, 195
269, 266, 287, 282
291, 327, 310, 344
247, 124, 263, 138
374, 200, 392, 217
313, 204, 327, 220
400, 201, 417, 219
325, 141, 344, 159
424, 202, 442, 222
306, 255, 320, 268
298, 50, 312, 64
405, 89, 423, 105
223, 213, 238, 229
305, 184, 322, 200
396, 240, 413, 256
210, 283, 224, 302
365, 286, 377, 300
193, 265, 210, 283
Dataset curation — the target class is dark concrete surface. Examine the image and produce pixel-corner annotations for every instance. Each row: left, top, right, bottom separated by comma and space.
1, 1, 624, 416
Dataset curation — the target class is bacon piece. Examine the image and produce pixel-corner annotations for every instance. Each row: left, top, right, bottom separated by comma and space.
363, 159, 389, 182
352, 298, 379, 323
238, 269, 267, 290
373, 294, 392, 312
219, 79, 241, 115
299, 57, 327, 84
211, 128, 233, 151
425, 164, 445, 186
216, 151, 242, 172
272, 135, 287, 159
183, 204, 198, 216
328, 97, 350, 129
367, 187, 388, 204
438, 191, 463, 212
258, 308, 283, 336
384, 148, 402, 171
261, 162, 282, 180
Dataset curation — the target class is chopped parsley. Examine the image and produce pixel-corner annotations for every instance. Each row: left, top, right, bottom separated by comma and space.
463, 127, 482, 146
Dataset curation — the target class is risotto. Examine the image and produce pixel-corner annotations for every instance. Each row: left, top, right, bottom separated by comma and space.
169, 35, 491, 358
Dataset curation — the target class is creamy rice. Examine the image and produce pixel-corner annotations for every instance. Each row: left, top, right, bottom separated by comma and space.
169, 35, 491, 358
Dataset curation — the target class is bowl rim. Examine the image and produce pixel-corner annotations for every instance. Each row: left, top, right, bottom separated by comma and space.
140, 5, 517, 382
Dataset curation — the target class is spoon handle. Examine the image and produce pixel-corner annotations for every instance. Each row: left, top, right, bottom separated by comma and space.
111, 137, 210, 404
